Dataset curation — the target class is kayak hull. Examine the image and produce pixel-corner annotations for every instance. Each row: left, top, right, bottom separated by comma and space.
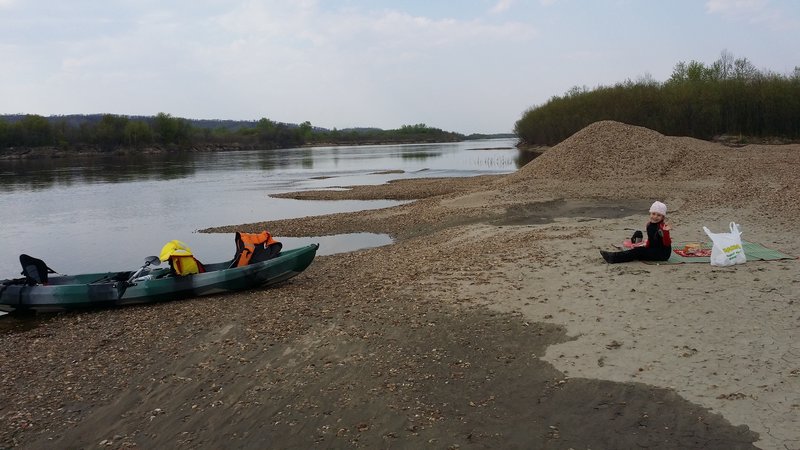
0, 244, 318, 312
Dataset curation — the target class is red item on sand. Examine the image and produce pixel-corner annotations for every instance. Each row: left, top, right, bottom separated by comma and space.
622, 239, 647, 249
674, 248, 712, 257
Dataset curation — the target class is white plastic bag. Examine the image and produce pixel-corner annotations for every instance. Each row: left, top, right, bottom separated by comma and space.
703, 222, 746, 267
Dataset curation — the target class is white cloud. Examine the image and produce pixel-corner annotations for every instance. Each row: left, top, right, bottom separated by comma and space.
491, 0, 558, 14
705, 0, 799, 30
705, 0, 767, 15
21, 1, 795, 133
170, 3, 536, 130
491, 0, 514, 13
0, 1, 534, 131
208, 3, 537, 73
0, 1, 523, 134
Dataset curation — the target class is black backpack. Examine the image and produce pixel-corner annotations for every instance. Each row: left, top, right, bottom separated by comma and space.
19, 254, 58, 286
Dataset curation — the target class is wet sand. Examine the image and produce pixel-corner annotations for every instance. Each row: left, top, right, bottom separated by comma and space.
2, 121, 798, 449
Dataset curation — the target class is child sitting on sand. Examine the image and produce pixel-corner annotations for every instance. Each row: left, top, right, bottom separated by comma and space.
601, 201, 672, 263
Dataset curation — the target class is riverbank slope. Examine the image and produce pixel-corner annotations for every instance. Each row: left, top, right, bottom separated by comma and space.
1, 121, 798, 449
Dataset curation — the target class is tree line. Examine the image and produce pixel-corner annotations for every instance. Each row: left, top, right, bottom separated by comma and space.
311, 123, 464, 145
515, 51, 800, 146
0, 113, 464, 153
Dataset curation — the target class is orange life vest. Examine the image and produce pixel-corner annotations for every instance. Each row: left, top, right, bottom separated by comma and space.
234, 231, 282, 267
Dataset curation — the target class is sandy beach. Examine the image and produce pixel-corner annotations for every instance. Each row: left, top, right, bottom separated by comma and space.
1, 121, 798, 449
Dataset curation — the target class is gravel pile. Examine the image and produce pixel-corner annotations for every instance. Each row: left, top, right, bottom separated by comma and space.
504, 121, 800, 223
514, 121, 698, 181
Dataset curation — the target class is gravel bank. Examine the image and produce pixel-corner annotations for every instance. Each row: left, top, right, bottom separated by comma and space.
3, 121, 798, 449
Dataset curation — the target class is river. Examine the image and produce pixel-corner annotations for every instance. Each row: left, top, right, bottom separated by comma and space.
0, 139, 523, 279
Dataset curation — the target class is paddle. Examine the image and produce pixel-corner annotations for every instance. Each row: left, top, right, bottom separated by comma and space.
115, 256, 161, 300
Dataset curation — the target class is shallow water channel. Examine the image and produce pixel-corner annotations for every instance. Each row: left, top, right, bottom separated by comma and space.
0, 139, 522, 280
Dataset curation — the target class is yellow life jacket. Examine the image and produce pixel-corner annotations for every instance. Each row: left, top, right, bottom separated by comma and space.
159, 240, 205, 275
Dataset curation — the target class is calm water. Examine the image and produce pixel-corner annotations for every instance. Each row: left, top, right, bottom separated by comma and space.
0, 139, 522, 278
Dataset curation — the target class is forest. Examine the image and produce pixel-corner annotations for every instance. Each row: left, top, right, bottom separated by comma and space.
515, 52, 800, 146
0, 113, 464, 153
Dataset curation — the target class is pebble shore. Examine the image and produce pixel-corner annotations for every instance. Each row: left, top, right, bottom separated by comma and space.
2, 121, 798, 449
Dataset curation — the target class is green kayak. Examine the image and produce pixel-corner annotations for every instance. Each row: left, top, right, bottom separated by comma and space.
0, 244, 319, 312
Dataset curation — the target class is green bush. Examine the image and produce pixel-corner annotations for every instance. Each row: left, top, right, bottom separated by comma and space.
515, 52, 800, 146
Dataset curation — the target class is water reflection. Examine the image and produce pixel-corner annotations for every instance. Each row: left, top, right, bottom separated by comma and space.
401, 152, 439, 160
1, 139, 523, 192
0, 139, 520, 276
0, 153, 196, 190
515, 149, 542, 168
0, 149, 330, 191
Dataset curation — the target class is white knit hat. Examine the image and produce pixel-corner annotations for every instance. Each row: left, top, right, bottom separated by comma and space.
649, 201, 667, 216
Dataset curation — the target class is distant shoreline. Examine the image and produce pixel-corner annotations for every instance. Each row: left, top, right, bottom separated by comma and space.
0, 137, 509, 160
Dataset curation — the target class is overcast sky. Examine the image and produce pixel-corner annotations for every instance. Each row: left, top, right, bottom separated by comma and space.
1, 0, 798, 134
